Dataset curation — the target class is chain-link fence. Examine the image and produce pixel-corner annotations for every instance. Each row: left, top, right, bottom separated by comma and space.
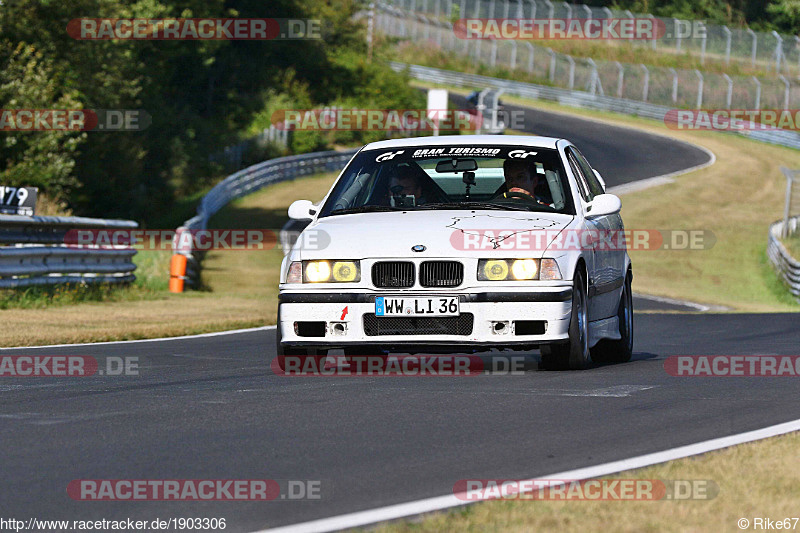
379, 3, 800, 111
389, 0, 800, 78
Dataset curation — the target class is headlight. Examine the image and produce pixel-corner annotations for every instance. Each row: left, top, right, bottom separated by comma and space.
332, 261, 359, 282
303, 260, 361, 283
511, 259, 538, 280
305, 261, 331, 282
478, 259, 540, 281
479, 259, 509, 281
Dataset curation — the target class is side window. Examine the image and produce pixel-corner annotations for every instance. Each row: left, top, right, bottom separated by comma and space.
572, 148, 605, 198
565, 150, 592, 202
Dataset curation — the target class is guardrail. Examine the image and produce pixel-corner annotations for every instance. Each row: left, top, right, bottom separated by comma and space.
0, 214, 138, 289
767, 216, 800, 301
172, 149, 360, 290
391, 61, 800, 151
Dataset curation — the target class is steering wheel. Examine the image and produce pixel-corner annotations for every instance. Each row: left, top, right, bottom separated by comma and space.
501, 191, 555, 209
504, 191, 539, 203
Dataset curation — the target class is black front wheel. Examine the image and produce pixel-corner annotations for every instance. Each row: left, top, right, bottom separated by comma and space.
541, 269, 590, 370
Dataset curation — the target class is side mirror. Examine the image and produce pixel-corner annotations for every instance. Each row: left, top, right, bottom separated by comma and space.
288, 199, 316, 221
586, 194, 621, 218
592, 169, 607, 192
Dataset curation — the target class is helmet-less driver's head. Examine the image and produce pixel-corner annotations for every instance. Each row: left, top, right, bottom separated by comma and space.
389, 165, 424, 200
502, 159, 538, 198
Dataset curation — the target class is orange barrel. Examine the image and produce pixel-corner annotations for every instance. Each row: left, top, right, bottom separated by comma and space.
169, 253, 188, 293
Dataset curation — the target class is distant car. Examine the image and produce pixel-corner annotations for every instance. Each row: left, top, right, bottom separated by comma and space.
466, 90, 506, 133
466, 90, 504, 110
277, 135, 633, 370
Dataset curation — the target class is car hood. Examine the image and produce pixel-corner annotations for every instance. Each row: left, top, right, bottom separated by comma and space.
293, 210, 576, 260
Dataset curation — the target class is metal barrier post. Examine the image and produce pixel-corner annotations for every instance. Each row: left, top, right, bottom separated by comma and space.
782, 167, 795, 239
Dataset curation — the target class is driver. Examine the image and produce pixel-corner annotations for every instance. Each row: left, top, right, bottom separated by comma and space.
502, 159, 550, 206
389, 165, 427, 205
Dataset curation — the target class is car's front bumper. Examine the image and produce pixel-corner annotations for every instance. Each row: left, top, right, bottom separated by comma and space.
277, 287, 573, 349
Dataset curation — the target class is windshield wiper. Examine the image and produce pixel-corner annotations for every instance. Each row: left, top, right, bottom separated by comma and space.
417, 202, 534, 212
329, 205, 406, 215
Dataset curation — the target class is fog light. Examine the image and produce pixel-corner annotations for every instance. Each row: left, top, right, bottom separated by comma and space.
492, 321, 510, 335
330, 322, 348, 336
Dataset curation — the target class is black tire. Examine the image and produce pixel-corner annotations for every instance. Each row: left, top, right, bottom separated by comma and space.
590, 271, 634, 364
541, 268, 590, 370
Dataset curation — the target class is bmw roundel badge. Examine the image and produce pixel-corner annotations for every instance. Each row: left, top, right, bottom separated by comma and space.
412, 245, 426, 252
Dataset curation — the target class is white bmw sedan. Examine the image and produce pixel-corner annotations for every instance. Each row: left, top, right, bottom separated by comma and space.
277, 135, 633, 370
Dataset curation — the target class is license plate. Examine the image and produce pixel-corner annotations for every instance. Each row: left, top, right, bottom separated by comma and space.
375, 296, 459, 317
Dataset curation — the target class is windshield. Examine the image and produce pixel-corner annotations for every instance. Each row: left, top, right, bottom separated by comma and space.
319, 145, 574, 217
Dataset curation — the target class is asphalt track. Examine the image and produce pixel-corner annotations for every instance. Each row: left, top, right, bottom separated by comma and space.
2, 105, 797, 532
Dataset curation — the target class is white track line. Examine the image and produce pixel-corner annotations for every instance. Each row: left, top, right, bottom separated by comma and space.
257, 418, 800, 533
631, 292, 728, 313
0, 325, 275, 351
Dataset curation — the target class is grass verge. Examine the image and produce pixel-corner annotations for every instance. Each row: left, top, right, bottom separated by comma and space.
370, 432, 800, 533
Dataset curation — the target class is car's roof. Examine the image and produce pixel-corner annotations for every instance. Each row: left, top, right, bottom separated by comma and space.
362, 134, 563, 151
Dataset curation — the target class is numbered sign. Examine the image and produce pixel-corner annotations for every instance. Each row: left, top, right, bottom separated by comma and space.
0, 186, 37, 216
